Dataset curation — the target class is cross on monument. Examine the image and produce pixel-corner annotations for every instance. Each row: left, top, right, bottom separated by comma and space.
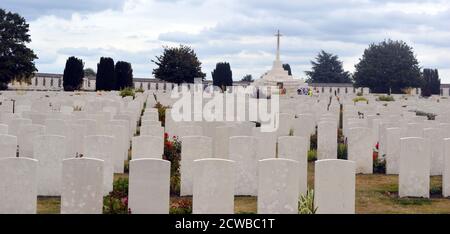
275, 30, 283, 62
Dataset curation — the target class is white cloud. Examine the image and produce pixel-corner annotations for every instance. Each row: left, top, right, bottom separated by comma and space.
3, 0, 450, 82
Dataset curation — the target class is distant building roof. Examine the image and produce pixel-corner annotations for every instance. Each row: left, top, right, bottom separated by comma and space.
309, 83, 355, 87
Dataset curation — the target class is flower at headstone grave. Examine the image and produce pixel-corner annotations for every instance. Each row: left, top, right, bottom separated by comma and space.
163, 134, 181, 195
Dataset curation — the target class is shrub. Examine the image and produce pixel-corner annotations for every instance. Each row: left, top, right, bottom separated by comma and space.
337, 143, 347, 160
308, 150, 317, 162
377, 95, 395, 102
163, 133, 182, 195
154, 102, 169, 126
289, 129, 294, 136
170, 198, 192, 214
298, 189, 317, 214
310, 133, 317, 150
120, 87, 135, 98
135, 87, 144, 93
353, 96, 368, 103
416, 111, 436, 120
103, 178, 130, 214
373, 158, 386, 174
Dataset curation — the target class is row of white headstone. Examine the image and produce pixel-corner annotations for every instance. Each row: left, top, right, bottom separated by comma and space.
0, 156, 356, 214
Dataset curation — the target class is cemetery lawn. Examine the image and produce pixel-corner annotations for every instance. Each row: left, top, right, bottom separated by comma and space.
37, 163, 450, 214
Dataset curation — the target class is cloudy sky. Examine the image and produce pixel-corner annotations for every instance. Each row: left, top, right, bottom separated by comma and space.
3, 0, 450, 82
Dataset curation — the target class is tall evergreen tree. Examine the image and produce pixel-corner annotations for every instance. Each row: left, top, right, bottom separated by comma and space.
115, 61, 134, 90
63, 56, 84, 91
421, 68, 440, 97
96, 57, 116, 91
212, 62, 233, 88
0, 9, 38, 89
84, 68, 96, 77
305, 50, 351, 84
241, 74, 254, 82
283, 64, 292, 76
354, 40, 422, 94
152, 45, 206, 84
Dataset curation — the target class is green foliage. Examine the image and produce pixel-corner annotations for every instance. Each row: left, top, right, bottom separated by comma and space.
394, 198, 432, 206
353, 96, 368, 103
377, 95, 395, 102
152, 45, 206, 84
135, 87, 144, 93
310, 132, 317, 150
283, 64, 292, 76
0, 9, 38, 89
119, 87, 135, 98
308, 149, 317, 162
421, 68, 440, 97
170, 198, 192, 214
115, 61, 134, 90
240, 74, 254, 82
416, 111, 436, 120
163, 134, 182, 195
154, 102, 169, 126
103, 178, 129, 214
289, 129, 294, 136
337, 143, 347, 160
298, 189, 317, 214
354, 40, 422, 94
96, 57, 116, 91
84, 68, 96, 77
305, 50, 351, 83
373, 158, 386, 174
212, 62, 233, 89
63, 56, 84, 91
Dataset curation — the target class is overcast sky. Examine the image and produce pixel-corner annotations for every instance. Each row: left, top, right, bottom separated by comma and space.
3, 0, 450, 82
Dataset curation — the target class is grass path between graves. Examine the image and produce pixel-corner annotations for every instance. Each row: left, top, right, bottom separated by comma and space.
37, 162, 450, 214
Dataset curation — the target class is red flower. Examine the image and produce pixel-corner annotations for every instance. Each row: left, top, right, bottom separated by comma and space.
121, 197, 128, 206
375, 142, 379, 150
165, 141, 173, 149
164, 133, 169, 139
373, 152, 378, 161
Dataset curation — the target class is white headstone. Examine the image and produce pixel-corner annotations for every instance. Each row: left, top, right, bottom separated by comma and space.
180, 136, 212, 196
193, 158, 235, 214
347, 127, 373, 174
229, 136, 258, 196
105, 124, 127, 173
399, 137, 430, 198
385, 127, 402, 174
214, 126, 230, 159
132, 135, 163, 159
257, 158, 300, 214
34, 135, 66, 196
0, 124, 8, 134
128, 159, 170, 214
317, 121, 337, 160
84, 135, 114, 194
140, 125, 164, 139
8, 118, 32, 136
278, 136, 308, 195
18, 124, 45, 158
253, 129, 277, 160
61, 158, 104, 214
0, 134, 17, 159
0, 157, 38, 214
424, 128, 443, 176
443, 138, 450, 197
314, 159, 356, 214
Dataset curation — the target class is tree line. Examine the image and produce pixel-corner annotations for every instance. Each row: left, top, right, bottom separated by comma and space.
62, 56, 133, 91
0, 8, 442, 96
